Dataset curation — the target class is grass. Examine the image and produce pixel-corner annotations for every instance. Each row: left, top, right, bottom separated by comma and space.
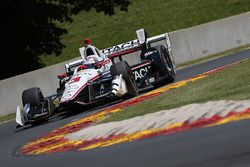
0, 113, 15, 124
40, 0, 250, 66
101, 57, 250, 123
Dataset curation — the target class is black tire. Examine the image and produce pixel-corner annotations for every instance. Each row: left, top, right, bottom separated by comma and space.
110, 61, 138, 98
161, 46, 175, 82
22, 87, 45, 107
153, 45, 175, 86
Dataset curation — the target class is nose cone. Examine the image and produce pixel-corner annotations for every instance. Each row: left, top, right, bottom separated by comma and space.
59, 69, 100, 104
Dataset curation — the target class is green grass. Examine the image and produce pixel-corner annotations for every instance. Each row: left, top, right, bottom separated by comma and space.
101, 57, 250, 123
40, 0, 250, 66
0, 113, 15, 124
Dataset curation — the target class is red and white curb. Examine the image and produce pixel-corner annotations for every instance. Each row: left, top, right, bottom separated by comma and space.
66, 100, 250, 142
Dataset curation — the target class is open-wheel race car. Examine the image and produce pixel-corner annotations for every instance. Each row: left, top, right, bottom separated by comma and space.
16, 29, 176, 127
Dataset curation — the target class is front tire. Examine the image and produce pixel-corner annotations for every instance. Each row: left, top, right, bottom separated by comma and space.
22, 87, 51, 125
22, 87, 45, 107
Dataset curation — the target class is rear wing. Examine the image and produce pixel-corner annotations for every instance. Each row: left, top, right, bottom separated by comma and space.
64, 32, 173, 74
102, 33, 172, 59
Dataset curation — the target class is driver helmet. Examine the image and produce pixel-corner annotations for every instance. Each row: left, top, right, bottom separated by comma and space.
84, 37, 91, 46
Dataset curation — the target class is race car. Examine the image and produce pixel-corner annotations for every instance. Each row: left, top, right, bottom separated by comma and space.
16, 29, 176, 127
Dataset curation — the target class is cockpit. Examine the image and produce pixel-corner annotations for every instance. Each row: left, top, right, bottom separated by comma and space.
86, 47, 95, 57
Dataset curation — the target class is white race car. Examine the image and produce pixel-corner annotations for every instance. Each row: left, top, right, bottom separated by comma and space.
16, 29, 176, 127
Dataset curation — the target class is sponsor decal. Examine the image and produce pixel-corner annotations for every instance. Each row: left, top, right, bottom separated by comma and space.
102, 40, 139, 55
133, 66, 151, 80
144, 51, 153, 57
98, 59, 111, 69
144, 50, 157, 57
69, 77, 81, 84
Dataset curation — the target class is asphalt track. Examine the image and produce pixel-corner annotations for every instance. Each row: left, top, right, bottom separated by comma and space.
0, 49, 250, 167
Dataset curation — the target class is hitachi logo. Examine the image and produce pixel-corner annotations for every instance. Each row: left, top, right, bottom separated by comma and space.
133, 66, 150, 80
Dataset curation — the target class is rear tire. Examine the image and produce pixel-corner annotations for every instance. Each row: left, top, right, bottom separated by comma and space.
153, 45, 175, 87
110, 61, 138, 98
161, 46, 175, 83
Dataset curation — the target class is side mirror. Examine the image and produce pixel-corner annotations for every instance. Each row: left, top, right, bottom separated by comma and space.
136, 29, 146, 45
57, 73, 68, 79
80, 65, 88, 70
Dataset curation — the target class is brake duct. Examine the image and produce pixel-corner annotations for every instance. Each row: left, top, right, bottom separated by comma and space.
111, 74, 128, 97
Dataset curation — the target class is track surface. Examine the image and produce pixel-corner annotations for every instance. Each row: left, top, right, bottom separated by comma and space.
0, 49, 250, 167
